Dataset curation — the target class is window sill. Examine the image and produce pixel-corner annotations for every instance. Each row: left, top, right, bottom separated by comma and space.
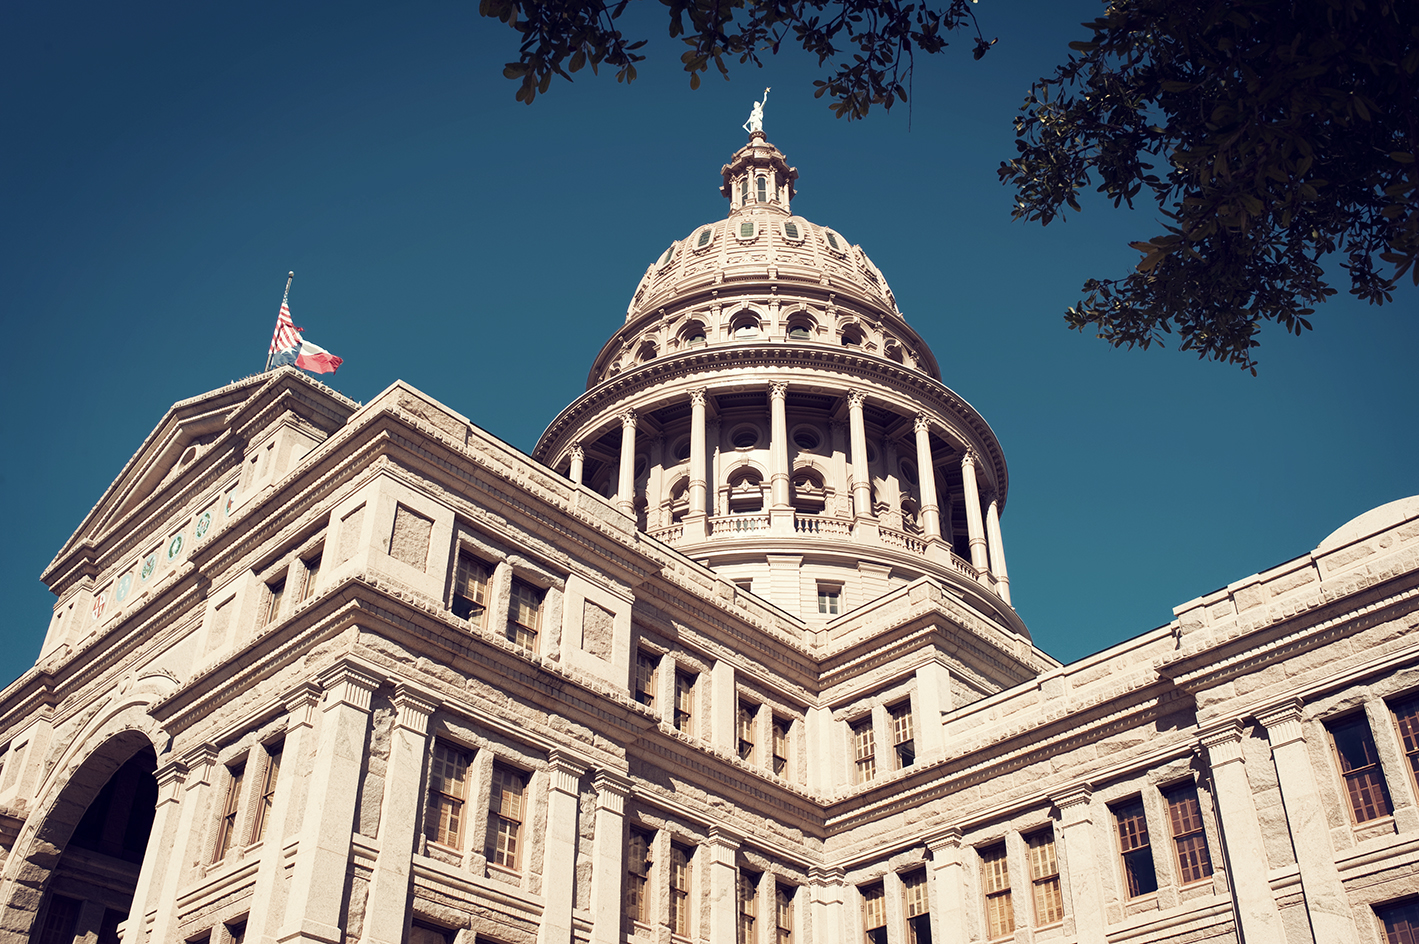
1353, 815, 1397, 843
487, 861, 522, 880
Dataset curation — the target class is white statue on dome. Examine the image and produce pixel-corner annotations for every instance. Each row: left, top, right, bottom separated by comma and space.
743, 87, 770, 134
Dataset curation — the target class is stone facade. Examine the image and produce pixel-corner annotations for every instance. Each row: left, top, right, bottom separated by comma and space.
1, 135, 1417, 944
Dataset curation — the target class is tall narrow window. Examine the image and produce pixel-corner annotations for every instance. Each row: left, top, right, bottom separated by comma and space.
213, 762, 246, 862
33, 896, 82, 944
452, 552, 489, 624
1377, 898, 1419, 944
756, 176, 768, 203
627, 828, 653, 923
675, 672, 696, 735
486, 764, 526, 870
817, 587, 840, 615
1393, 695, 1419, 789
259, 578, 285, 629
739, 702, 758, 762
300, 554, 322, 601
775, 883, 795, 944
425, 741, 470, 848
670, 844, 693, 936
249, 742, 283, 844
1026, 829, 1064, 926
507, 580, 541, 651
852, 719, 876, 783
903, 870, 931, 943
1162, 783, 1214, 883
772, 716, 790, 776
738, 870, 760, 943
981, 843, 1013, 939
890, 701, 915, 768
1113, 798, 1159, 897
226, 920, 247, 944
1329, 714, 1393, 823
635, 652, 658, 708
740, 178, 749, 205
861, 882, 887, 944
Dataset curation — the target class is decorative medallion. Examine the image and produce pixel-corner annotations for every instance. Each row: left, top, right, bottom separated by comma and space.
92, 592, 106, 621
141, 553, 156, 580
167, 533, 184, 561
195, 511, 212, 539
225, 493, 236, 516
115, 572, 132, 603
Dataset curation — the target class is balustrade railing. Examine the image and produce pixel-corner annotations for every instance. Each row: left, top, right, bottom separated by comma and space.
793, 515, 853, 535
710, 514, 771, 535
878, 527, 928, 555
650, 523, 684, 543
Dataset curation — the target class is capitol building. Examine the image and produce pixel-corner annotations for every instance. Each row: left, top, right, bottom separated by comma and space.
1, 132, 1417, 944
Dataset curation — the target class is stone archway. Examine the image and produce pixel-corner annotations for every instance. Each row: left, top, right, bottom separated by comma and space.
0, 727, 161, 944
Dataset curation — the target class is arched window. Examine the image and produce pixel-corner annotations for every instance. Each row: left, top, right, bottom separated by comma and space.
787, 324, 812, 341
638, 340, 658, 363
790, 469, 827, 514
681, 321, 707, 347
731, 313, 760, 339
727, 468, 765, 513
757, 176, 768, 203
841, 325, 865, 349
740, 178, 749, 205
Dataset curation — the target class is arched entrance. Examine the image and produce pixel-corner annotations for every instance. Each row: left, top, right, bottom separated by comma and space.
1, 731, 159, 944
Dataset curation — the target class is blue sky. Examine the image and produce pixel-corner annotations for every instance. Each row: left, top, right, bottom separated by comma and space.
2, 0, 1415, 688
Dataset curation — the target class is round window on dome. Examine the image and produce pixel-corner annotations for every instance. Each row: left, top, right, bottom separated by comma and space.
899, 459, 919, 485
673, 439, 692, 462
731, 426, 761, 449
634, 455, 649, 478
792, 427, 821, 451
866, 443, 879, 464
697, 228, 713, 248
784, 222, 800, 240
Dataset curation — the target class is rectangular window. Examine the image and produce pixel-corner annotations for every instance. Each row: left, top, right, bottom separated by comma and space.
1162, 783, 1214, 884
981, 843, 1013, 940
775, 883, 795, 944
627, 828, 653, 923
300, 554, 322, 602
213, 762, 246, 862
1378, 898, 1419, 944
670, 844, 693, 936
890, 701, 915, 769
1329, 714, 1393, 823
675, 672, 696, 735
259, 578, 285, 630
34, 895, 81, 944
861, 882, 887, 944
486, 764, 526, 870
817, 587, 840, 615
852, 719, 876, 783
1394, 695, 1419, 790
1113, 797, 1159, 897
772, 716, 790, 776
635, 652, 658, 708
739, 702, 758, 762
903, 870, 932, 944
507, 580, 541, 651
226, 920, 247, 944
249, 742, 282, 844
1026, 828, 1064, 926
452, 552, 490, 625
425, 741, 470, 848
739, 871, 760, 944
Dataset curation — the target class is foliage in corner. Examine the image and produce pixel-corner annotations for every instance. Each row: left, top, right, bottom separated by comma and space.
999, 0, 1418, 372
478, 0, 993, 119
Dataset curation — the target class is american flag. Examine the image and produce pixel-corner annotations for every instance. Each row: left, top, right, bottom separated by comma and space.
268, 301, 303, 355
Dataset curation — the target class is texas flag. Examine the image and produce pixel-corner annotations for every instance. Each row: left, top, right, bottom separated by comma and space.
268, 301, 343, 374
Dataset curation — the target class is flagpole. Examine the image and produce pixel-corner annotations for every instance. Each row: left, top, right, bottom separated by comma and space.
264, 271, 295, 373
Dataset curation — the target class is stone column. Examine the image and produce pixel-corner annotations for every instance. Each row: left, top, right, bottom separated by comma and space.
959, 451, 988, 574
538, 751, 588, 944
1052, 786, 1107, 944
589, 772, 629, 944
119, 758, 187, 944
688, 389, 709, 524
1199, 721, 1285, 944
711, 660, 737, 756
912, 415, 941, 540
925, 830, 963, 944
848, 392, 872, 519
1256, 700, 1360, 944
146, 747, 217, 944
359, 685, 438, 944
249, 684, 322, 944
984, 498, 1010, 604
769, 382, 791, 520
277, 663, 381, 944
568, 444, 584, 486
617, 411, 637, 517
808, 868, 845, 944
707, 827, 742, 944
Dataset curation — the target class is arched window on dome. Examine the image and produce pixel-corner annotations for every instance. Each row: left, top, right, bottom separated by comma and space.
680, 321, 707, 348
731, 312, 760, 339
786, 314, 816, 342
885, 341, 906, 364
667, 477, 690, 524
756, 176, 768, 203
727, 468, 766, 514
791, 468, 827, 515
841, 325, 865, 349
638, 340, 658, 363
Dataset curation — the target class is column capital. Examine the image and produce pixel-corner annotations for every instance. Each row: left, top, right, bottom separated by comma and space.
1256, 698, 1306, 747
620, 409, 638, 429
318, 661, 382, 711
154, 759, 189, 803
690, 388, 708, 407
924, 826, 963, 856
283, 681, 323, 729
548, 750, 589, 796
593, 770, 631, 812
807, 866, 846, 885
960, 448, 979, 468
181, 744, 220, 787
708, 824, 743, 851
392, 683, 438, 734
848, 390, 866, 410
569, 442, 584, 461
768, 380, 789, 401
1051, 784, 1094, 823
1199, 719, 1247, 766
913, 413, 932, 435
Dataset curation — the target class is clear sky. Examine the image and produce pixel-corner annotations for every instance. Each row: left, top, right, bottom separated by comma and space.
3, 0, 1415, 689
